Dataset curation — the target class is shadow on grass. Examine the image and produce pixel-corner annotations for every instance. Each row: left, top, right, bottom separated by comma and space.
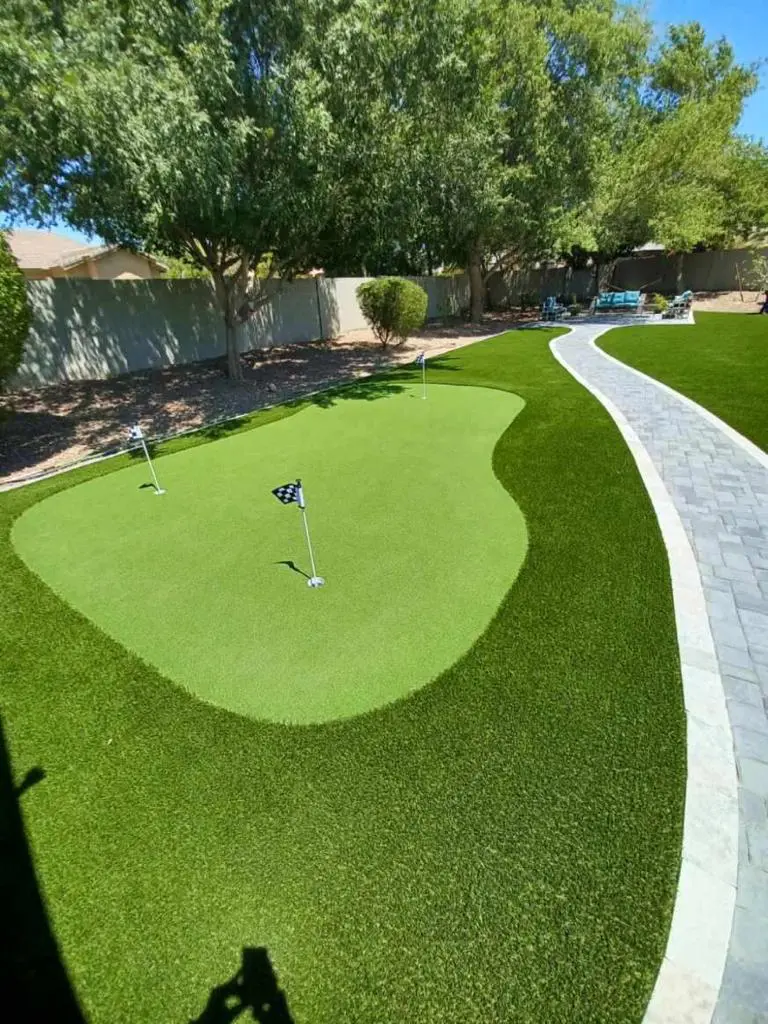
190, 947, 294, 1023
275, 560, 310, 580
0, 718, 86, 1022
301, 378, 406, 409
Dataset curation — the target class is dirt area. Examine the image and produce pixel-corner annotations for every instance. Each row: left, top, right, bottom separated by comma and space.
692, 290, 767, 313
1, 315, 524, 487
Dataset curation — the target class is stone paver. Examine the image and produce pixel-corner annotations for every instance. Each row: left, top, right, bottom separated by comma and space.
552, 323, 768, 1024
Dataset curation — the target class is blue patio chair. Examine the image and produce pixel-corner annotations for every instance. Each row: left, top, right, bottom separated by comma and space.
541, 295, 565, 321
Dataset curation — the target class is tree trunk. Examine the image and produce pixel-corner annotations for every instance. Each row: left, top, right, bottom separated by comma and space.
675, 252, 684, 293
225, 321, 243, 381
596, 259, 616, 293
468, 241, 484, 321
212, 266, 244, 383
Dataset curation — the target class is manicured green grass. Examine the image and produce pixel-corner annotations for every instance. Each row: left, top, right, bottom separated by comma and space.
1, 327, 685, 1023
12, 384, 527, 724
601, 312, 768, 451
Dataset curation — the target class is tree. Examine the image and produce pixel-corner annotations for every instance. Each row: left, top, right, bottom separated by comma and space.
356, 277, 427, 347
0, 233, 31, 390
420, 0, 652, 318
0, 0, 334, 381
157, 254, 210, 281
560, 23, 760, 292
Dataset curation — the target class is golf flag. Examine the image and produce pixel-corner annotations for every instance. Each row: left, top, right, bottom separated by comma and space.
271, 479, 323, 587
415, 350, 427, 398
128, 423, 165, 495
272, 481, 305, 508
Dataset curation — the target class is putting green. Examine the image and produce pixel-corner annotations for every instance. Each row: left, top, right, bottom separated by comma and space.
12, 383, 526, 724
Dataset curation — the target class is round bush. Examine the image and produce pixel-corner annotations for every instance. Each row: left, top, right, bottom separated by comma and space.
0, 233, 31, 388
356, 277, 428, 348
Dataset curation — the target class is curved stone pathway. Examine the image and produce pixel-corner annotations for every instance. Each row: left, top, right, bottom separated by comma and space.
552, 323, 768, 1024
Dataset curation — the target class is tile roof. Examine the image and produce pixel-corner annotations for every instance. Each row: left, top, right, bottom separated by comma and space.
4, 229, 165, 272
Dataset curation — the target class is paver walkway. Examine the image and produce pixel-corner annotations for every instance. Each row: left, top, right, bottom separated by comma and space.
553, 324, 768, 1024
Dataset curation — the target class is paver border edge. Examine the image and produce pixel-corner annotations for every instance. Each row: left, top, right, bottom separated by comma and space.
550, 329, 738, 1024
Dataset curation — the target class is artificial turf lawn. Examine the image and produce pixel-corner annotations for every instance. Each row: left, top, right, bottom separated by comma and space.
601, 311, 768, 452
12, 383, 527, 724
1, 327, 685, 1023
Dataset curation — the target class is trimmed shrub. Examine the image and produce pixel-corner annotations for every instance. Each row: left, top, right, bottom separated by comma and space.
649, 292, 669, 313
356, 277, 428, 348
568, 303, 583, 316
0, 233, 31, 388
519, 291, 538, 311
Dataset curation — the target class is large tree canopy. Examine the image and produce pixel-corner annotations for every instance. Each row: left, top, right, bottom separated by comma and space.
1, 0, 764, 356
2, 0, 336, 378
559, 22, 763, 290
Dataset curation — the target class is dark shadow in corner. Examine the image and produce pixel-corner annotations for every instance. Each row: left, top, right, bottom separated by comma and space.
0, 718, 85, 1022
275, 560, 310, 580
190, 947, 294, 1023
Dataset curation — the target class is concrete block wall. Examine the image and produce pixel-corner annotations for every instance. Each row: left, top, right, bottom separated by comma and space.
14, 274, 471, 387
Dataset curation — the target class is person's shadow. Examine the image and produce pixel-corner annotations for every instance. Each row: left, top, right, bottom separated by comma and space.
190, 947, 294, 1023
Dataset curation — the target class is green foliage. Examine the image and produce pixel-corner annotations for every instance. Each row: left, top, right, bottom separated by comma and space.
568, 303, 583, 316
157, 254, 209, 280
650, 293, 670, 313
519, 292, 538, 311
0, 0, 334, 378
0, 232, 30, 387
562, 21, 761, 266
743, 250, 768, 295
1, 1, 763, 334
356, 277, 428, 347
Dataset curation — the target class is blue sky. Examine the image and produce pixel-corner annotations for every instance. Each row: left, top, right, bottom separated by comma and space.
11, 0, 768, 246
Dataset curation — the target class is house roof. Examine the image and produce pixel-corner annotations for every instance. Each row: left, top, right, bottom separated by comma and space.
4, 229, 166, 272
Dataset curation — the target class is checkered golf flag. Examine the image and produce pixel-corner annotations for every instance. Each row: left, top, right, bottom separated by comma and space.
414, 351, 426, 366
128, 424, 144, 441
272, 481, 305, 508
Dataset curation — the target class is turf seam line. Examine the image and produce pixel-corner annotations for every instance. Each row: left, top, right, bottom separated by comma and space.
551, 326, 738, 1024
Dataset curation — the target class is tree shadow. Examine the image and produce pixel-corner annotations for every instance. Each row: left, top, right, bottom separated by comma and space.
300, 378, 406, 409
189, 947, 294, 1023
0, 717, 86, 1022
0, 409, 76, 479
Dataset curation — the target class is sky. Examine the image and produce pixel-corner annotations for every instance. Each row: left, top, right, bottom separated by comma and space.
10, 0, 767, 247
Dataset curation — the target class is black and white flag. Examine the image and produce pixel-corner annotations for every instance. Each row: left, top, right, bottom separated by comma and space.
272, 481, 305, 508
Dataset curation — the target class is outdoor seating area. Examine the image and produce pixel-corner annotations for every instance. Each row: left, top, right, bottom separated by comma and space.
593, 290, 645, 314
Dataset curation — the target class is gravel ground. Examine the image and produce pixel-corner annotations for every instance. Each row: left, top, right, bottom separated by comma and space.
692, 290, 767, 313
0, 317, 521, 486
4, 294, 760, 487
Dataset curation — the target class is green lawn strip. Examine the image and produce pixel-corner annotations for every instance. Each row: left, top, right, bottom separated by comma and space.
11, 384, 527, 724
600, 312, 768, 452
1, 327, 684, 1024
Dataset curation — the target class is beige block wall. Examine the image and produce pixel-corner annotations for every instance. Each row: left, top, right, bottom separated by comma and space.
85, 250, 160, 279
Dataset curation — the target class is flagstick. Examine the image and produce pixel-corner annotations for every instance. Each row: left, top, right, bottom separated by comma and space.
421, 357, 427, 399
140, 437, 165, 495
296, 480, 324, 588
